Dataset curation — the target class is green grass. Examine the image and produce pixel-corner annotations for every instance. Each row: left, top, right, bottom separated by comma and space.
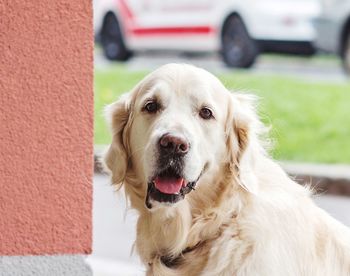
95, 65, 350, 163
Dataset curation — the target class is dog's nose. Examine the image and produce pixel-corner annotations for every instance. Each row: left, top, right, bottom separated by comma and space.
159, 134, 189, 155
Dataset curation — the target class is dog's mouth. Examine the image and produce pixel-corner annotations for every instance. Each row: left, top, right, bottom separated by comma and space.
154, 173, 186, 194
145, 167, 198, 209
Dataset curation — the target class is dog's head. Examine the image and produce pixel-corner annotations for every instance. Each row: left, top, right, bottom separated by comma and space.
104, 64, 263, 211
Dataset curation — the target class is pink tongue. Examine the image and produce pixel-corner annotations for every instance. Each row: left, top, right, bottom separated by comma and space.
154, 177, 184, 194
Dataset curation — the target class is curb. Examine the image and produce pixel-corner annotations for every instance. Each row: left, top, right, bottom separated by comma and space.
280, 162, 350, 196
94, 146, 350, 197
86, 256, 144, 276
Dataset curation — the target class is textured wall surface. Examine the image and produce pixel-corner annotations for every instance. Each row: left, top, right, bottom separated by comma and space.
0, 0, 93, 255
0, 255, 91, 276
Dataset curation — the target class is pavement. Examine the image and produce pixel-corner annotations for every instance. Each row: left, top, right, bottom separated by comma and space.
94, 48, 349, 83
87, 174, 350, 276
87, 174, 144, 276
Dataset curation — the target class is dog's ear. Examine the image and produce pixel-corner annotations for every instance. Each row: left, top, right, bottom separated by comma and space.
226, 93, 263, 194
103, 93, 132, 187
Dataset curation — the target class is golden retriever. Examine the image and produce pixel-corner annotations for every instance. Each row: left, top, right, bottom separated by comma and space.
104, 64, 350, 276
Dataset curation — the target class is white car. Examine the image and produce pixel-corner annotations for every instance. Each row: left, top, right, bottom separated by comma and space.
94, 0, 320, 68
314, 0, 350, 74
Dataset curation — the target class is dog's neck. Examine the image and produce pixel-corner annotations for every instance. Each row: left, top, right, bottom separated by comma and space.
134, 165, 247, 271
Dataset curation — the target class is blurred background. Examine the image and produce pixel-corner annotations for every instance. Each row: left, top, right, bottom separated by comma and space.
88, 0, 350, 275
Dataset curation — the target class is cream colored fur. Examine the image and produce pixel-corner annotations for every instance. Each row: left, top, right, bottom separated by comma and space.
104, 64, 350, 276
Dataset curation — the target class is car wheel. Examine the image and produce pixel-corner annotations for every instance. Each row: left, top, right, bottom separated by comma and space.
101, 13, 132, 61
343, 29, 350, 75
221, 16, 258, 68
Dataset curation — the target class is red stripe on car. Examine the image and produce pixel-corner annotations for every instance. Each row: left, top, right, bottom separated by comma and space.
130, 26, 216, 36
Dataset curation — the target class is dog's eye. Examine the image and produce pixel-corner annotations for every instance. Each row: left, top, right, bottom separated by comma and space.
144, 101, 159, 113
199, 107, 213, 120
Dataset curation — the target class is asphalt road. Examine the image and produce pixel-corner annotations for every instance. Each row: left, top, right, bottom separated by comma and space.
94, 49, 349, 83
87, 174, 350, 276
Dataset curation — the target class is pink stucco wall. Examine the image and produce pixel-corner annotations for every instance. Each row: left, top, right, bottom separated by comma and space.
0, 1, 93, 255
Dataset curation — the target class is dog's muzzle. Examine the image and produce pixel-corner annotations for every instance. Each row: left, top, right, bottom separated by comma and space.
145, 133, 199, 209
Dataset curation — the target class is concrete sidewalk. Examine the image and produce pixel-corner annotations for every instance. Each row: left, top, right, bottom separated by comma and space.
87, 174, 144, 276
87, 174, 350, 276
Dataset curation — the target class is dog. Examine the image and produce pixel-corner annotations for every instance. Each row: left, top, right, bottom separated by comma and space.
104, 64, 350, 275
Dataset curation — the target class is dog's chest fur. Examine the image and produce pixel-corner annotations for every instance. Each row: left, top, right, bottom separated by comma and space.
136, 200, 254, 276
